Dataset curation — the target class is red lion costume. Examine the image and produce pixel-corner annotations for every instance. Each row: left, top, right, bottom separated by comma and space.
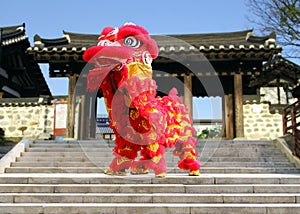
83, 23, 200, 177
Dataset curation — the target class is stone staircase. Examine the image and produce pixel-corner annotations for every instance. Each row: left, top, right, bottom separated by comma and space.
0, 139, 300, 213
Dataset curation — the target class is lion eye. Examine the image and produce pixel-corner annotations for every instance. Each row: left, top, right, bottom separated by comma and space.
123, 36, 142, 48
97, 40, 112, 46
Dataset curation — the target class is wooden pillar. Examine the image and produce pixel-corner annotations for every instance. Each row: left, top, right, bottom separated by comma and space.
277, 78, 281, 104
184, 73, 193, 117
78, 93, 97, 140
78, 95, 86, 140
224, 94, 234, 139
234, 73, 244, 138
89, 94, 96, 139
66, 73, 77, 138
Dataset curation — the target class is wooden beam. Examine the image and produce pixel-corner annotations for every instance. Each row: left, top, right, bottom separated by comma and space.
234, 73, 244, 138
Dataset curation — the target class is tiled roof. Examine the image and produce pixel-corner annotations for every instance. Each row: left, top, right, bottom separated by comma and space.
1, 23, 28, 46
0, 96, 52, 106
27, 29, 281, 60
249, 56, 300, 87
262, 56, 300, 73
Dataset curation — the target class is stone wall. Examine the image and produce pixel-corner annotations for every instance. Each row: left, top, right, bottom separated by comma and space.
0, 97, 54, 139
243, 102, 283, 140
0, 96, 286, 140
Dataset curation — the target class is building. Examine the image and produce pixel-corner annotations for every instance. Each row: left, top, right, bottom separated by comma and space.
0, 23, 51, 98
27, 27, 300, 140
1, 23, 299, 140
0, 24, 53, 139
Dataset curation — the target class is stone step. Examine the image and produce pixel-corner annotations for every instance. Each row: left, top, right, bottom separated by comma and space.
15, 156, 289, 163
32, 140, 110, 144
1, 173, 300, 185
25, 148, 114, 152
33, 140, 273, 144
16, 157, 110, 162
202, 162, 295, 167
1, 203, 300, 214
199, 140, 274, 145
1, 184, 300, 194
29, 141, 277, 147
28, 144, 114, 149
201, 152, 285, 158
29, 140, 277, 146
14, 155, 289, 163
2, 139, 300, 213
204, 157, 289, 162
1, 192, 300, 204
201, 143, 275, 148
20, 151, 287, 158
26, 145, 282, 151
5, 167, 300, 174
11, 161, 295, 168
25, 147, 283, 156
19, 152, 115, 157
11, 162, 101, 167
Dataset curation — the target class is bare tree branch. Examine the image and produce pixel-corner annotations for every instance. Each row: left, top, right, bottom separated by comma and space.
246, 0, 300, 58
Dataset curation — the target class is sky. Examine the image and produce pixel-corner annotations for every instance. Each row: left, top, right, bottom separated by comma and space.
1, 0, 257, 119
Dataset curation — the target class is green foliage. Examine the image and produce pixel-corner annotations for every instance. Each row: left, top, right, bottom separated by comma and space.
197, 127, 223, 139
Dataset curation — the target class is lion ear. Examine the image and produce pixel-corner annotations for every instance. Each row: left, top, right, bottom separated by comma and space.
98, 26, 115, 41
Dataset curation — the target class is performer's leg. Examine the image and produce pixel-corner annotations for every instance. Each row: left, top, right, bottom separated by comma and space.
132, 142, 167, 177
173, 136, 200, 176
104, 134, 140, 176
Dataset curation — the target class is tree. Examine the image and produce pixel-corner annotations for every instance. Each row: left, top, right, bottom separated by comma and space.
246, 0, 299, 58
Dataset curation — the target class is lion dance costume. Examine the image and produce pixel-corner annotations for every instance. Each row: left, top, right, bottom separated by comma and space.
83, 23, 200, 177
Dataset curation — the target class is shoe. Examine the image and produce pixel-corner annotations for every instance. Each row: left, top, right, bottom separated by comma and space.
189, 170, 200, 176
104, 169, 127, 176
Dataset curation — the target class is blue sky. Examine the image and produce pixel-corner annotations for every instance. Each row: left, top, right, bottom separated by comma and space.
1, 0, 253, 118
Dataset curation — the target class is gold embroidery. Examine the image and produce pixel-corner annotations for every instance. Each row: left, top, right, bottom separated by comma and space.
152, 154, 162, 163
116, 156, 130, 165
141, 119, 150, 131
126, 62, 152, 79
130, 109, 139, 120
147, 143, 159, 152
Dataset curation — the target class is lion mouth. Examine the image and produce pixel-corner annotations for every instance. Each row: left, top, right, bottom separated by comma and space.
93, 57, 125, 69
